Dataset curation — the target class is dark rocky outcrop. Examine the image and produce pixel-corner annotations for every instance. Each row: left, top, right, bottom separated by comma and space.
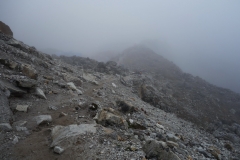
0, 21, 13, 37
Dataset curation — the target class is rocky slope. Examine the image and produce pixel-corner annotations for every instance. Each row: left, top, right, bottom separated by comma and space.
0, 23, 240, 160
113, 45, 240, 128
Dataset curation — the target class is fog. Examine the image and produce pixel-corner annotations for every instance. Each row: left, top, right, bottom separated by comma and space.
1, 1, 240, 93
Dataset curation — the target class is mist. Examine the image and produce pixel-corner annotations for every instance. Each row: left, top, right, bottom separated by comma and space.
1, 0, 240, 93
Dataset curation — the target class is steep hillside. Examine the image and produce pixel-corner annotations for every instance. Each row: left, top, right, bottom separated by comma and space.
0, 23, 240, 160
113, 45, 240, 128
113, 45, 182, 79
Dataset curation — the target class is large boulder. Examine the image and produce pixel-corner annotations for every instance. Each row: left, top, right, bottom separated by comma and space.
0, 58, 18, 69
16, 79, 37, 88
0, 21, 13, 37
143, 140, 181, 160
116, 100, 136, 113
0, 79, 26, 96
21, 64, 38, 80
94, 108, 128, 129
50, 124, 97, 148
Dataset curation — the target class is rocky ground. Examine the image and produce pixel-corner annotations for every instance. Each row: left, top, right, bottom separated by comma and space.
0, 29, 240, 160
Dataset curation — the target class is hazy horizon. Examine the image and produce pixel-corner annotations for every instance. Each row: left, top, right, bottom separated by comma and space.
1, 0, 240, 93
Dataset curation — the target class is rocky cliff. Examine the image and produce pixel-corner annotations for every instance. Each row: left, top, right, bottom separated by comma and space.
0, 21, 13, 37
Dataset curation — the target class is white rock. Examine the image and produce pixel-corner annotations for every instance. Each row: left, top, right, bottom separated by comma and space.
156, 124, 165, 130
129, 119, 134, 124
15, 126, 28, 132
16, 105, 29, 112
54, 146, 64, 154
34, 115, 52, 125
76, 89, 83, 95
0, 123, 12, 131
12, 135, 19, 144
51, 124, 97, 147
112, 83, 117, 88
35, 88, 47, 99
67, 82, 77, 90
48, 106, 58, 110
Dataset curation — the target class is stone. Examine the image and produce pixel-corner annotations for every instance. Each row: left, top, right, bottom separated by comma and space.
128, 120, 147, 130
16, 105, 29, 112
112, 83, 117, 88
48, 105, 58, 110
67, 82, 77, 90
12, 135, 19, 144
95, 108, 128, 129
129, 119, 134, 124
76, 89, 83, 95
16, 79, 37, 88
0, 79, 27, 96
143, 140, 181, 160
59, 112, 67, 117
34, 115, 52, 125
167, 133, 180, 142
224, 143, 233, 151
43, 75, 54, 80
167, 141, 179, 148
83, 73, 98, 85
0, 58, 18, 69
51, 124, 97, 147
208, 147, 221, 160
89, 103, 98, 110
53, 146, 64, 154
15, 126, 28, 132
22, 64, 38, 79
156, 123, 165, 130
0, 123, 12, 131
35, 87, 47, 99
117, 100, 136, 113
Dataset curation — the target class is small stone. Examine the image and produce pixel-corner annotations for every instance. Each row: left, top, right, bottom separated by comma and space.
16, 105, 29, 112
166, 133, 179, 142
167, 141, 179, 148
89, 103, 98, 110
67, 82, 77, 91
0, 123, 12, 131
54, 146, 64, 154
76, 89, 83, 95
15, 126, 28, 132
12, 135, 19, 144
156, 123, 165, 130
89, 145, 94, 149
35, 88, 47, 99
130, 145, 137, 151
59, 112, 67, 117
34, 115, 52, 125
129, 119, 134, 124
112, 83, 117, 88
49, 106, 58, 110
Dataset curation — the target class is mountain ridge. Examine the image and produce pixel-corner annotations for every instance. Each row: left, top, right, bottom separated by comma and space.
0, 22, 240, 159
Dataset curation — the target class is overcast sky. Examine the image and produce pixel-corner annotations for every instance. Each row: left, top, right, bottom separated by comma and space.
1, 0, 240, 93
